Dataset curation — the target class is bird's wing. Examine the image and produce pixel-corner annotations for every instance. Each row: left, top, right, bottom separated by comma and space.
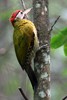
13, 25, 34, 69
13, 22, 38, 89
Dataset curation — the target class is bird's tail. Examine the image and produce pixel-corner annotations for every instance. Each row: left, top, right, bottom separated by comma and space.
25, 65, 38, 90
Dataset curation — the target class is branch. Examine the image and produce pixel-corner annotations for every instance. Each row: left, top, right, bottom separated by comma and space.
20, 0, 29, 19
20, 0, 26, 10
62, 96, 67, 100
19, 87, 29, 100
48, 16, 60, 34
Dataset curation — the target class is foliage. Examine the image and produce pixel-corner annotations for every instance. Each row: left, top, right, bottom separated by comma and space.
51, 27, 67, 56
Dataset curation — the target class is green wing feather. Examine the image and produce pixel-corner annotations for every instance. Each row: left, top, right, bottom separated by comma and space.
13, 29, 29, 69
13, 21, 34, 69
13, 19, 38, 89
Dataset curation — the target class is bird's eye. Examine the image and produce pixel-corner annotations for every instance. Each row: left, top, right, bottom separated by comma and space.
21, 11, 23, 14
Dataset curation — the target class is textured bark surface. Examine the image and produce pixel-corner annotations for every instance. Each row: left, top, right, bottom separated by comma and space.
33, 0, 50, 100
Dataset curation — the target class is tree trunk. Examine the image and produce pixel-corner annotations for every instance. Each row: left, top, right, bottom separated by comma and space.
33, 0, 50, 100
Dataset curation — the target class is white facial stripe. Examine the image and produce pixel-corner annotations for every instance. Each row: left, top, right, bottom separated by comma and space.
16, 11, 25, 19
15, 8, 32, 20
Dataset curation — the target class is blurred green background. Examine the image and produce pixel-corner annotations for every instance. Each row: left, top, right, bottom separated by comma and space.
0, 0, 67, 100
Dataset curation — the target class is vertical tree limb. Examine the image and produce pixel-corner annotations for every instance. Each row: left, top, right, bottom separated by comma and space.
33, 0, 50, 100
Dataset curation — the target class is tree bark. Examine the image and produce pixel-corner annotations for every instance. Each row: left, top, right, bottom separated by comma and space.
33, 0, 50, 100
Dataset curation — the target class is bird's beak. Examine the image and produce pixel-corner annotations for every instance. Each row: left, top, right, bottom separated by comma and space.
20, 8, 33, 19
23, 8, 32, 15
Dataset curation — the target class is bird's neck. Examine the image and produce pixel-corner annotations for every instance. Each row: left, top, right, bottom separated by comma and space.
13, 19, 28, 28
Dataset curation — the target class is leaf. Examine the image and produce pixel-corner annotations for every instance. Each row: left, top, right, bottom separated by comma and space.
64, 42, 67, 56
51, 27, 67, 49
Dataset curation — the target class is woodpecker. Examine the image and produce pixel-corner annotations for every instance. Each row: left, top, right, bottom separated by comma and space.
10, 8, 39, 89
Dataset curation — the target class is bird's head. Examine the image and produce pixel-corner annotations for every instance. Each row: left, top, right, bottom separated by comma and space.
10, 8, 32, 26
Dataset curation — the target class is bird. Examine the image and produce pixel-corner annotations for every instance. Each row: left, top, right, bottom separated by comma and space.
10, 8, 39, 90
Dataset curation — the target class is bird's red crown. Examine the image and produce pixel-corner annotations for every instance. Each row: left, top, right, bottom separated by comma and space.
10, 10, 21, 24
